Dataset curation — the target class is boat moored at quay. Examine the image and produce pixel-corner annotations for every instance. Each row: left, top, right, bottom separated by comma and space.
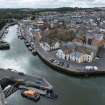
17, 24, 37, 55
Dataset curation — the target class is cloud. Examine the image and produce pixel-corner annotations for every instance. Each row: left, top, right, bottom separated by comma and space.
0, 0, 104, 8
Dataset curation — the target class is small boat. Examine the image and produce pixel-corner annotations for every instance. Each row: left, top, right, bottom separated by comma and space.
25, 43, 30, 46
0, 41, 10, 50
46, 90, 58, 99
28, 47, 33, 51
21, 89, 40, 102
32, 50, 37, 55
18, 36, 24, 40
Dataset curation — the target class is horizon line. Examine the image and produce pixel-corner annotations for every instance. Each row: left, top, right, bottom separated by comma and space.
0, 6, 105, 9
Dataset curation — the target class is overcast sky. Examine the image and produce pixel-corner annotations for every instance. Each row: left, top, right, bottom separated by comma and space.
0, 0, 105, 8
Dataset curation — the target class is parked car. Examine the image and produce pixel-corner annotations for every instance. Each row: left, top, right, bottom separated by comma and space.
53, 60, 59, 65
84, 66, 98, 71
93, 66, 98, 70
49, 58, 55, 62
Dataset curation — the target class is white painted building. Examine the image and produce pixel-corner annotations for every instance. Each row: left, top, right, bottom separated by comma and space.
50, 42, 60, 51
69, 52, 93, 63
40, 42, 50, 51
54, 42, 60, 49
56, 50, 93, 63
56, 49, 65, 59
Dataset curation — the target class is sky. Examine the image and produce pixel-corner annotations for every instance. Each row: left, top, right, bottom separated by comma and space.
0, 0, 105, 8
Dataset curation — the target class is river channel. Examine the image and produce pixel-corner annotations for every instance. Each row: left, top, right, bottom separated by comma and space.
1, 25, 105, 105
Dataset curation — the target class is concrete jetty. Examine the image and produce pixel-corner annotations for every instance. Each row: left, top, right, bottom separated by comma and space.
0, 68, 52, 89
0, 68, 56, 99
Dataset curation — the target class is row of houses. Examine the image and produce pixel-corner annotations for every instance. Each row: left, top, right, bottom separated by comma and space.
39, 42, 60, 51
56, 49, 94, 63
39, 40, 95, 63
35, 16, 105, 49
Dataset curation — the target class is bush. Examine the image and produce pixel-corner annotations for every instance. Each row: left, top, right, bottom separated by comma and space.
47, 28, 76, 42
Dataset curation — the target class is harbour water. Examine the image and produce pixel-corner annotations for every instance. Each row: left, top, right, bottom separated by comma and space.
1, 25, 105, 105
